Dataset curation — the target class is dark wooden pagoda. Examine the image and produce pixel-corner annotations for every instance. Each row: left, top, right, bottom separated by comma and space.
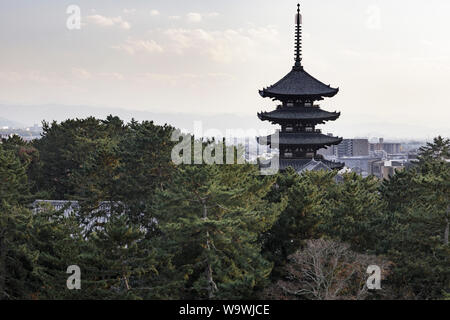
258, 4, 344, 173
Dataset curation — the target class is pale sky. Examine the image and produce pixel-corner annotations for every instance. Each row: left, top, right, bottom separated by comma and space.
0, 0, 449, 139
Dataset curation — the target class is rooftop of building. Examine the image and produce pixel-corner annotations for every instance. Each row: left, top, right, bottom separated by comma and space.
260, 132, 343, 147
258, 107, 340, 123
259, 4, 338, 101
259, 67, 339, 100
279, 158, 345, 172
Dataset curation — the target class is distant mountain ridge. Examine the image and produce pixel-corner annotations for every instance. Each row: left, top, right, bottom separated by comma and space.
0, 116, 25, 128
0, 104, 272, 136
0, 104, 447, 140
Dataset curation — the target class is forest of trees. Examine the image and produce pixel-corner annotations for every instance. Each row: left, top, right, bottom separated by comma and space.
0, 115, 448, 300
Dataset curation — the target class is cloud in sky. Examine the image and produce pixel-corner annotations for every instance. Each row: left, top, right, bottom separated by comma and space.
136, 72, 234, 86
123, 8, 136, 15
0, 71, 54, 83
86, 15, 131, 30
71, 68, 92, 80
112, 38, 164, 55
186, 12, 220, 23
71, 68, 125, 81
206, 12, 220, 18
150, 9, 160, 16
186, 12, 203, 23
109, 24, 278, 63
163, 26, 279, 63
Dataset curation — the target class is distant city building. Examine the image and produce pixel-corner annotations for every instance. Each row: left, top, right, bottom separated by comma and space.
32, 200, 159, 236
317, 137, 427, 178
319, 138, 369, 158
33, 200, 80, 217
335, 155, 382, 178
370, 138, 402, 154
370, 160, 407, 180
337, 139, 369, 157
32, 200, 132, 234
407, 151, 419, 161
0, 127, 42, 142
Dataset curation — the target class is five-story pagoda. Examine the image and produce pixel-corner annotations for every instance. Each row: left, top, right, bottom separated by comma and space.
258, 4, 344, 173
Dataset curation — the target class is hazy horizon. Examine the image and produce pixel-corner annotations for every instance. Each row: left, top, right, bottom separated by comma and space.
0, 103, 441, 142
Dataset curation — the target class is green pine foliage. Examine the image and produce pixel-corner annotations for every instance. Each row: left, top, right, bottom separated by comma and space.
153, 144, 286, 299
378, 138, 450, 299
262, 168, 336, 272
1, 117, 448, 300
323, 172, 385, 252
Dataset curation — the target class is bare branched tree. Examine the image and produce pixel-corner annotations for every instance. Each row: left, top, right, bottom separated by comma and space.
265, 239, 392, 300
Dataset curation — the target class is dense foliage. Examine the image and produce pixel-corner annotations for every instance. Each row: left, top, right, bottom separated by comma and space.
0, 117, 448, 300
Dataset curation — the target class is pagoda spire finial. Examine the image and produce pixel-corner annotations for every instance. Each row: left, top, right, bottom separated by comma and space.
294, 3, 303, 70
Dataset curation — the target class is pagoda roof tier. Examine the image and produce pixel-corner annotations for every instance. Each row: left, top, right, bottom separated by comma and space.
259, 158, 345, 173
259, 132, 343, 147
259, 66, 339, 101
258, 107, 340, 124
279, 159, 345, 172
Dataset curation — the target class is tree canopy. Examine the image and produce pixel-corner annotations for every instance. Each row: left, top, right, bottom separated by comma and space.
0, 116, 448, 300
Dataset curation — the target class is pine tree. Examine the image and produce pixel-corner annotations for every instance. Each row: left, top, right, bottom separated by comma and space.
0, 203, 39, 300
262, 168, 337, 273
27, 205, 86, 299
379, 137, 450, 299
114, 119, 176, 227
418, 136, 450, 163
0, 145, 30, 205
77, 213, 159, 299
0, 145, 36, 299
153, 144, 285, 299
323, 172, 385, 252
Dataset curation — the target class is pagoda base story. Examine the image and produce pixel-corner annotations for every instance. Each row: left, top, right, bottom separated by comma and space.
259, 157, 345, 174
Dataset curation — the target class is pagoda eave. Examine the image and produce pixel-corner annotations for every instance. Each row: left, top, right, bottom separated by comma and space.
259, 90, 338, 101
258, 133, 343, 147
257, 110, 341, 124
279, 159, 345, 172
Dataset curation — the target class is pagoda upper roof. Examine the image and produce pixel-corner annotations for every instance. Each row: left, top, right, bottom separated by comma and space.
258, 107, 340, 123
260, 132, 343, 147
259, 66, 339, 100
